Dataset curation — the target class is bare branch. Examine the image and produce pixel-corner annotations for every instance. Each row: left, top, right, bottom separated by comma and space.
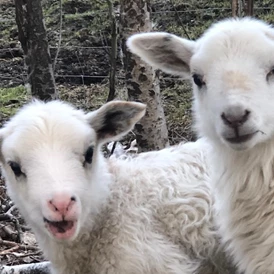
106, 0, 118, 102
53, 0, 63, 71
169, 0, 190, 39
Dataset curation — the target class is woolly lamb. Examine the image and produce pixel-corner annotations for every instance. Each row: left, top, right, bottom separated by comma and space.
0, 100, 234, 274
127, 17, 274, 274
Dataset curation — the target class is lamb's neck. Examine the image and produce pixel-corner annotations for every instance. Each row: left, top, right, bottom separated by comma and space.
211, 139, 274, 200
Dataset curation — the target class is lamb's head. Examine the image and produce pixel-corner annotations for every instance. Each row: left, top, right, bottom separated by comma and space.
0, 100, 145, 241
127, 18, 274, 151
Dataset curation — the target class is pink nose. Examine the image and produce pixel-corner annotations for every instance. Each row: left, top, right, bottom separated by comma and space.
47, 194, 76, 217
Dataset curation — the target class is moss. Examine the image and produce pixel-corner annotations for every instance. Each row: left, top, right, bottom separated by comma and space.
161, 81, 194, 144
64, 11, 94, 20
58, 83, 109, 111
0, 86, 29, 117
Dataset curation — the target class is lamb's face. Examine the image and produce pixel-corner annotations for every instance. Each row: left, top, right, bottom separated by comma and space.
0, 100, 145, 242
127, 18, 274, 151
191, 20, 274, 151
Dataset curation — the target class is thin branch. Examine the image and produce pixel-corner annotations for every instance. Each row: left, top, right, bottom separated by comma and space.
0, 205, 22, 243
53, 0, 63, 71
106, 0, 118, 102
109, 141, 117, 156
169, 0, 190, 39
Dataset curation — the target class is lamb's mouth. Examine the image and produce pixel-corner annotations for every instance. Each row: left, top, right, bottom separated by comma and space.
44, 217, 77, 240
224, 131, 258, 144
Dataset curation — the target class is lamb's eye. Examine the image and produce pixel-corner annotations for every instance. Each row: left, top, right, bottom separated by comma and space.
267, 68, 274, 81
8, 161, 24, 177
192, 74, 205, 88
84, 146, 94, 164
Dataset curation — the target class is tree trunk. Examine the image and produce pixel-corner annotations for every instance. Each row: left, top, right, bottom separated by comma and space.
15, 0, 57, 101
120, 0, 169, 152
245, 0, 254, 16
231, 0, 253, 17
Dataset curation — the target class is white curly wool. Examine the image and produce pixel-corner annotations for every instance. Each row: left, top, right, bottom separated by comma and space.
0, 100, 233, 274
127, 17, 274, 274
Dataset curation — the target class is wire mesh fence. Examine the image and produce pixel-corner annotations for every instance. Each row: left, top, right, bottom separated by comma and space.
0, 0, 273, 89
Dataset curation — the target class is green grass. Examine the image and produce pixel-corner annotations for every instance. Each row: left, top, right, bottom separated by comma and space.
64, 11, 93, 20
0, 86, 29, 116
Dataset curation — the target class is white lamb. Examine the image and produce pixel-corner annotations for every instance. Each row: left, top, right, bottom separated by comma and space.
0, 100, 234, 274
127, 17, 274, 274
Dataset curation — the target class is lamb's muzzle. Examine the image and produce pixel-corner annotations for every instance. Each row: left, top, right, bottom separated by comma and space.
220, 106, 258, 145
43, 193, 78, 240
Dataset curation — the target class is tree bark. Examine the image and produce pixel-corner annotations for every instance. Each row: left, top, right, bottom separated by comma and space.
232, 0, 243, 17
15, 0, 57, 100
120, 0, 169, 152
231, 0, 253, 17
245, 0, 254, 16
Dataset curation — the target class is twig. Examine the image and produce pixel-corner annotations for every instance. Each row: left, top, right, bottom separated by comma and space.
0, 239, 19, 247
169, 0, 190, 39
11, 251, 42, 258
0, 245, 20, 255
110, 141, 117, 156
0, 224, 18, 239
53, 0, 63, 71
6, 205, 16, 216
0, 239, 41, 253
0, 205, 22, 243
106, 0, 118, 102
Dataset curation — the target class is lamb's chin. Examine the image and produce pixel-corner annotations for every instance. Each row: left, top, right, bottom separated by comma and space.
44, 218, 78, 241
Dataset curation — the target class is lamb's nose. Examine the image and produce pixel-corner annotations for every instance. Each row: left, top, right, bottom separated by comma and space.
221, 105, 250, 128
47, 195, 76, 217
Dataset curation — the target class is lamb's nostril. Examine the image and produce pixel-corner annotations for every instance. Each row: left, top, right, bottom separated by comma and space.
243, 110, 250, 120
47, 194, 76, 216
221, 108, 250, 128
221, 112, 228, 123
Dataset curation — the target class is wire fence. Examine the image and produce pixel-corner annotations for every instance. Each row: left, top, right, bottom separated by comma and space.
0, 1, 273, 88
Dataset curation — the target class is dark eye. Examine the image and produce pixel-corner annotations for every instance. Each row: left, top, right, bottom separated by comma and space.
192, 74, 205, 87
84, 146, 94, 164
8, 161, 24, 177
267, 68, 274, 81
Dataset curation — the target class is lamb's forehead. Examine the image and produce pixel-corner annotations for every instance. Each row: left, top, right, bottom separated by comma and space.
193, 18, 274, 64
201, 18, 273, 38
1, 101, 95, 153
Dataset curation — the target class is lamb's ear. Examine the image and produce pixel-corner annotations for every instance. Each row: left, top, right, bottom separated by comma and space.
86, 101, 146, 143
127, 32, 196, 77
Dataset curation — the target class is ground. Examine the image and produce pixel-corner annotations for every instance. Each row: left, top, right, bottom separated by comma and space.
0, 0, 274, 268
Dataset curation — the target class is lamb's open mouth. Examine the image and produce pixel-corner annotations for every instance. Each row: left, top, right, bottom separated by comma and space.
225, 131, 258, 144
44, 217, 77, 240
